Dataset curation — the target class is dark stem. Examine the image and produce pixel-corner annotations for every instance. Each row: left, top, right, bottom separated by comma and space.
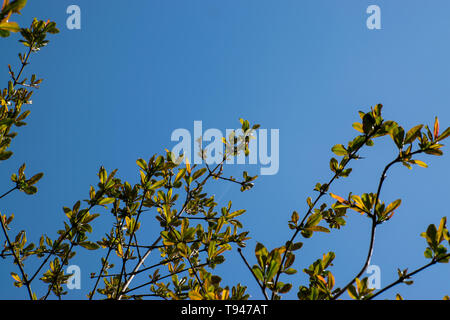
333, 150, 423, 299
123, 262, 210, 295
271, 132, 375, 299
118, 157, 227, 297
366, 253, 450, 300
13, 46, 33, 86
116, 178, 152, 299
0, 186, 18, 199
43, 241, 75, 299
28, 194, 103, 285
0, 214, 33, 299
237, 248, 269, 300
88, 247, 112, 300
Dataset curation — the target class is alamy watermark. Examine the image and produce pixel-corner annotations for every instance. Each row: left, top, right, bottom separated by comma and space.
367, 264, 381, 289
66, 5, 81, 30
66, 265, 81, 290
367, 5, 381, 30
169, 121, 279, 176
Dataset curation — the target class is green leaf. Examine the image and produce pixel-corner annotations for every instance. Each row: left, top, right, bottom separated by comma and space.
392, 126, 405, 149
0, 151, 13, 160
303, 226, 330, 233
349, 135, 366, 151
347, 284, 359, 300
252, 266, 264, 282
0, 29, 10, 37
4, 0, 28, 14
384, 199, 401, 215
437, 217, 447, 244
266, 259, 280, 281
150, 179, 165, 190
322, 252, 335, 268
329, 158, 338, 172
116, 243, 123, 258
424, 148, 443, 156
98, 197, 115, 205
255, 243, 268, 268
79, 241, 100, 250
331, 144, 347, 156
305, 212, 322, 228
425, 224, 438, 249
289, 242, 303, 251
23, 185, 37, 195
136, 158, 147, 171
27, 172, 44, 185
0, 21, 20, 33
174, 168, 186, 183
228, 209, 246, 219
208, 240, 216, 258
339, 168, 352, 177
98, 167, 107, 184
192, 168, 207, 180
352, 122, 363, 133
373, 103, 383, 118
436, 127, 450, 142
278, 283, 292, 294
404, 124, 423, 144
362, 113, 375, 134
283, 268, 297, 275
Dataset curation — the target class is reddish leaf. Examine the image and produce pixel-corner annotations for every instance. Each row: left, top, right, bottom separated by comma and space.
434, 116, 439, 139
330, 193, 349, 204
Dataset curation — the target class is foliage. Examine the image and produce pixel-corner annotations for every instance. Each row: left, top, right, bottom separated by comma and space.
252, 105, 450, 300
1, 3, 449, 301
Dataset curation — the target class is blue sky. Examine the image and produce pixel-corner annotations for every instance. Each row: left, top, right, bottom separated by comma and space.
1, 0, 449, 299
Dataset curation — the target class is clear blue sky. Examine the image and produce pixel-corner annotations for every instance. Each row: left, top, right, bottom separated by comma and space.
1, 0, 449, 299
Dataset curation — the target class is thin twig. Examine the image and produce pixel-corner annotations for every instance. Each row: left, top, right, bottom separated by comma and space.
366, 253, 450, 300
333, 150, 424, 299
271, 132, 375, 299
43, 241, 75, 299
28, 198, 102, 284
237, 248, 269, 300
116, 177, 152, 299
123, 262, 209, 295
0, 187, 18, 200
88, 247, 112, 300
0, 215, 33, 299
118, 157, 227, 298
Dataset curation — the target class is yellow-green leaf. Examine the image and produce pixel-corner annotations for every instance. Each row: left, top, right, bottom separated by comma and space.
303, 226, 330, 233
330, 193, 348, 204
352, 122, 364, 133
174, 168, 186, 183
385, 199, 402, 215
11, 272, 21, 282
0, 21, 20, 32
185, 157, 191, 174
116, 243, 123, 258
188, 291, 203, 300
331, 144, 347, 156
404, 124, 423, 144
412, 159, 427, 168
434, 116, 439, 140
150, 179, 165, 190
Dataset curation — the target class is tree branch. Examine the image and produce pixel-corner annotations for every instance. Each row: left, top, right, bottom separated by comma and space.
118, 157, 228, 298
271, 132, 376, 299
0, 214, 33, 299
366, 253, 450, 300
237, 248, 269, 300
333, 150, 425, 300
